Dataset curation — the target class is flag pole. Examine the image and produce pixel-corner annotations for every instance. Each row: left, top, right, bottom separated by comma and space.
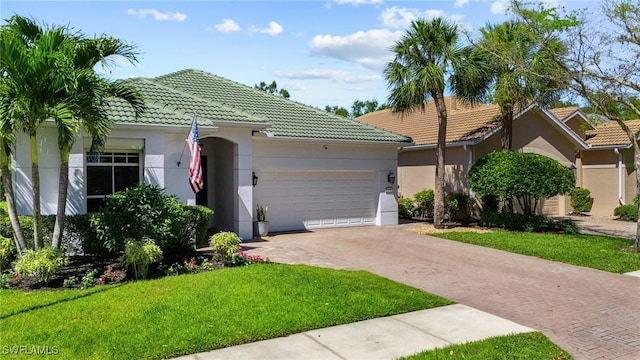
177, 111, 198, 167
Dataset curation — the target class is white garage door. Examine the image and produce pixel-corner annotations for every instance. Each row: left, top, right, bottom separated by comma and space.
256, 171, 377, 232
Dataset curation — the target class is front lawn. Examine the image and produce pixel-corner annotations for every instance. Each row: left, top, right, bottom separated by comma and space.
403, 332, 572, 360
0, 263, 451, 359
429, 231, 640, 273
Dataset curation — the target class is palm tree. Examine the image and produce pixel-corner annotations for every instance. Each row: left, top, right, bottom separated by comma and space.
0, 16, 76, 249
49, 34, 145, 249
384, 18, 488, 229
477, 20, 568, 150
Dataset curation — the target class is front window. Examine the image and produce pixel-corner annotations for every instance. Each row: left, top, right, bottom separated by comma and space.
86, 152, 141, 212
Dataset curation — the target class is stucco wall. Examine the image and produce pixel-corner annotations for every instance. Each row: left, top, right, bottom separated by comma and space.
581, 148, 631, 216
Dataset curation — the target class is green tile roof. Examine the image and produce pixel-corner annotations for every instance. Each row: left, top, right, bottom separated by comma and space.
112, 69, 411, 143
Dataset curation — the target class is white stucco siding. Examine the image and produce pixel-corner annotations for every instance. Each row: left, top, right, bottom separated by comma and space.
252, 139, 399, 231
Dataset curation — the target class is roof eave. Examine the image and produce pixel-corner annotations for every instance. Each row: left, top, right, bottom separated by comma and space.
255, 134, 412, 146
585, 143, 633, 150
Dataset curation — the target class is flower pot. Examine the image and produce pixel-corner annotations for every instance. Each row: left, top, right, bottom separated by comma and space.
257, 221, 269, 237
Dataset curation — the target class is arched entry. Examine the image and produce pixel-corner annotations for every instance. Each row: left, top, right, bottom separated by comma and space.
199, 137, 236, 233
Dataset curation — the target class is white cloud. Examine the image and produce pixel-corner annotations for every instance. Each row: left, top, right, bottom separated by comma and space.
126, 8, 187, 22
453, 0, 470, 8
213, 19, 240, 33
262, 21, 283, 36
309, 29, 403, 70
490, 0, 510, 15
380, 6, 459, 29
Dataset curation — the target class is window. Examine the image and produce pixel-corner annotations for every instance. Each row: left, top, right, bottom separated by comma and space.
86, 152, 141, 212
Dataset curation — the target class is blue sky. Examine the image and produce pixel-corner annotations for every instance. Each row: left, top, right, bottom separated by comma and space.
2, 0, 596, 109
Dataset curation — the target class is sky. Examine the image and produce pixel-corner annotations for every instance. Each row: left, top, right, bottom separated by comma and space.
1, 0, 598, 110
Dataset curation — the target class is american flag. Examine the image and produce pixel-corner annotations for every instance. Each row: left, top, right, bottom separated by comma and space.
187, 115, 203, 193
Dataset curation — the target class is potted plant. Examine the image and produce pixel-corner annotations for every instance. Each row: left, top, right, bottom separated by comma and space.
256, 204, 269, 237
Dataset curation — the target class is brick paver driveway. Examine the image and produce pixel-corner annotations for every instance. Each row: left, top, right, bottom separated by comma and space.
243, 225, 640, 360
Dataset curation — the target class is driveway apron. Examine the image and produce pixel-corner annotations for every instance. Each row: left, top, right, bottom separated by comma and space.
242, 225, 640, 360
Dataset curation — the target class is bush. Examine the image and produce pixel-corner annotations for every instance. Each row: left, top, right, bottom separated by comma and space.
614, 204, 638, 222
183, 205, 214, 248
123, 238, 163, 280
92, 184, 192, 253
570, 187, 593, 214
469, 151, 575, 215
414, 189, 435, 218
0, 201, 7, 216
0, 235, 17, 271
210, 232, 241, 264
445, 192, 474, 223
14, 247, 68, 284
479, 211, 578, 234
481, 195, 499, 213
398, 197, 415, 219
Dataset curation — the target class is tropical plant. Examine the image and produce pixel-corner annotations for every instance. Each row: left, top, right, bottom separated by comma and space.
384, 17, 487, 228
209, 231, 241, 264
13, 247, 68, 284
474, 3, 575, 150
0, 235, 17, 271
123, 238, 163, 280
256, 204, 268, 222
414, 189, 435, 219
397, 197, 415, 219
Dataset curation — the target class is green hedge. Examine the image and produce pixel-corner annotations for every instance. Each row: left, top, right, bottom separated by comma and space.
479, 211, 578, 234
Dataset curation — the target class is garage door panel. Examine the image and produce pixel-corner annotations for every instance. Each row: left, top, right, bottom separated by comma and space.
257, 171, 377, 232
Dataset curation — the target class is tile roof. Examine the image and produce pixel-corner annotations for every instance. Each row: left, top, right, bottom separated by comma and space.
114, 69, 410, 143
585, 119, 640, 147
549, 106, 579, 121
356, 98, 501, 145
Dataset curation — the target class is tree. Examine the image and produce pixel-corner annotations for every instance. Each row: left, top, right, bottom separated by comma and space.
0, 15, 77, 250
468, 151, 575, 215
541, 0, 640, 250
254, 80, 290, 99
1, 15, 145, 250
384, 17, 487, 228
351, 99, 390, 118
324, 105, 350, 118
474, 13, 572, 150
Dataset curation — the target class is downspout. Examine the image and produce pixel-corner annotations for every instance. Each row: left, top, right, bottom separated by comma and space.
614, 148, 624, 205
464, 145, 473, 197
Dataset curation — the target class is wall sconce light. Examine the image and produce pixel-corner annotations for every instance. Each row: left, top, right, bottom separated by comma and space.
252, 172, 259, 187
387, 172, 396, 185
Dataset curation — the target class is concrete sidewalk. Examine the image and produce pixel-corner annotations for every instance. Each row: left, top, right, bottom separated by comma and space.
172, 304, 534, 360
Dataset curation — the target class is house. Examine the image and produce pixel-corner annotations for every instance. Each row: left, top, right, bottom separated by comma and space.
12, 69, 411, 240
357, 97, 635, 217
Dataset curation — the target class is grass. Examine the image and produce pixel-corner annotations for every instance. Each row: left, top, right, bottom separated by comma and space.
0, 263, 452, 359
429, 231, 640, 273
402, 332, 572, 359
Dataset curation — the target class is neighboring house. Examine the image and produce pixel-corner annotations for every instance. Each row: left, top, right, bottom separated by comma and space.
12, 69, 411, 240
581, 120, 640, 216
357, 97, 633, 216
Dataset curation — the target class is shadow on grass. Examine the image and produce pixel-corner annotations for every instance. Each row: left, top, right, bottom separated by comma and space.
1, 283, 125, 320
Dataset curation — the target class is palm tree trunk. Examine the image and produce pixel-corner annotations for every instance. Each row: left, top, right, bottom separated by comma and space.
52, 147, 70, 249
500, 107, 514, 150
0, 142, 26, 254
30, 135, 43, 250
433, 93, 448, 229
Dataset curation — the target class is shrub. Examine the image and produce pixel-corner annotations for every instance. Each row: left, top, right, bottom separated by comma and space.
0, 201, 7, 216
469, 151, 575, 215
398, 197, 415, 219
0, 235, 17, 271
479, 211, 578, 234
414, 189, 435, 218
614, 204, 638, 222
230, 250, 267, 266
481, 195, 499, 213
123, 238, 163, 280
92, 184, 191, 253
570, 187, 593, 214
183, 205, 214, 248
13, 247, 68, 284
210, 232, 241, 264
445, 192, 474, 223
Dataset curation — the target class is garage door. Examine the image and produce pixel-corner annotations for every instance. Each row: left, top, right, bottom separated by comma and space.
256, 171, 377, 232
